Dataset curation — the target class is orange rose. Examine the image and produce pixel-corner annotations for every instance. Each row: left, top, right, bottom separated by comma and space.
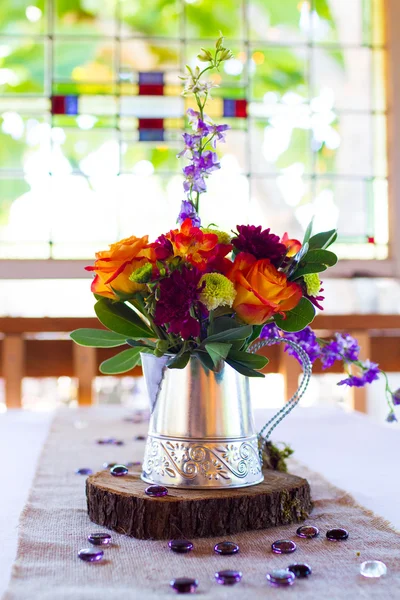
228, 252, 302, 325
86, 235, 153, 300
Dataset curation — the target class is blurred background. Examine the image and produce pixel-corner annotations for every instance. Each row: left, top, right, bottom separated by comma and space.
0, 0, 399, 421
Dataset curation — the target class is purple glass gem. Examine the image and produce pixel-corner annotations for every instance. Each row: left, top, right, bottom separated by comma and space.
271, 540, 297, 554
103, 462, 118, 469
88, 533, 112, 546
326, 528, 349, 541
168, 540, 194, 553
113, 440, 125, 446
97, 438, 115, 445
296, 525, 319, 539
75, 468, 93, 475
214, 541, 240, 555
215, 570, 242, 585
134, 435, 146, 441
145, 485, 168, 497
110, 464, 128, 477
170, 578, 198, 594
266, 569, 295, 587
287, 563, 312, 578
78, 548, 104, 563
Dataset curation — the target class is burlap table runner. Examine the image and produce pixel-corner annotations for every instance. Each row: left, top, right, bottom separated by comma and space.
4, 406, 400, 599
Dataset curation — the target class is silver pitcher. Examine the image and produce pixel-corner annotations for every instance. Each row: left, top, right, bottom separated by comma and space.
140, 353, 263, 489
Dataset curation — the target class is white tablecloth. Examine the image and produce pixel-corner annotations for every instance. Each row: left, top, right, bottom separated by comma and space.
2, 406, 399, 598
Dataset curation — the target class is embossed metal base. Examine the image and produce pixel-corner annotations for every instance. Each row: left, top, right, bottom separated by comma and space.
141, 434, 263, 489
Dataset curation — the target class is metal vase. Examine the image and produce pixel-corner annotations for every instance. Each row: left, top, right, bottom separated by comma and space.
141, 353, 263, 489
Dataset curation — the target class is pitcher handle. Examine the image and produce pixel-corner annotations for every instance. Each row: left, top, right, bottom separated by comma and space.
248, 337, 312, 464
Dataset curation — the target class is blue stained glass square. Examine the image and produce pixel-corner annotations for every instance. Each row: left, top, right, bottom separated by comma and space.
139, 72, 164, 85
223, 99, 236, 117
139, 129, 165, 141
65, 96, 78, 115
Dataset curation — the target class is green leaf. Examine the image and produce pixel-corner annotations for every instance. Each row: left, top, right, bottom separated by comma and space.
99, 348, 141, 375
167, 352, 190, 369
225, 358, 265, 378
273, 297, 316, 332
291, 249, 337, 279
70, 328, 127, 348
126, 339, 156, 349
227, 349, 269, 370
245, 324, 263, 347
205, 342, 232, 367
305, 248, 338, 266
308, 229, 337, 250
203, 324, 253, 345
292, 264, 328, 279
195, 350, 215, 371
302, 218, 314, 245
94, 298, 153, 338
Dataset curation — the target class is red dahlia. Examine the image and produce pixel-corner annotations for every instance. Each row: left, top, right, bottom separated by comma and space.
154, 266, 205, 339
232, 225, 287, 266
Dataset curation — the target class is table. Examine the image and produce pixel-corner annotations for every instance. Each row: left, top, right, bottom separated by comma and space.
2, 405, 399, 597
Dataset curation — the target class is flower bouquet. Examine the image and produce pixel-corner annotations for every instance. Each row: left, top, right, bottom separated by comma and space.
71, 36, 398, 463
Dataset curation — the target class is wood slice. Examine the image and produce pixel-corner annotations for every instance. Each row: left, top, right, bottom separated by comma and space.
86, 470, 312, 540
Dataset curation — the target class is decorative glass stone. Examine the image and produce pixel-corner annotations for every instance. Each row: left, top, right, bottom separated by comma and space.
215, 570, 242, 585
287, 563, 312, 578
97, 438, 115, 445
170, 578, 198, 593
78, 548, 104, 562
326, 528, 349, 541
88, 533, 112, 546
113, 440, 125, 446
296, 525, 319, 539
266, 569, 295, 587
271, 539, 297, 554
75, 468, 93, 475
110, 464, 128, 477
360, 560, 387, 578
103, 462, 118, 469
134, 435, 146, 441
214, 541, 240, 555
145, 484, 168, 497
168, 540, 194, 553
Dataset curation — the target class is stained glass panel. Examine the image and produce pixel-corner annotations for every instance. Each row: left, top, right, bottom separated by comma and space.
0, 0, 390, 261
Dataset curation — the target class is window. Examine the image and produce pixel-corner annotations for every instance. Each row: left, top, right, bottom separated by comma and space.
0, 0, 390, 273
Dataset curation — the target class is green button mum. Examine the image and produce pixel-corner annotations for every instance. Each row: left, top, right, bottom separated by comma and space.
200, 272, 236, 311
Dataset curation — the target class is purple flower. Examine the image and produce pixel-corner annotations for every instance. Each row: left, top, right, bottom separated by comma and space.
178, 108, 228, 202
177, 133, 202, 157
260, 324, 321, 365
197, 150, 220, 173
210, 124, 230, 148
178, 200, 201, 227
183, 165, 207, 193
320, 333, 360, 369
338, 360, 380, 387
260, 323, 281, 340
186, 108, 201, 128
392, 388, 400, 406
197, 118, 212, 136
284, 327, 321, 364
182, 151, 220, 194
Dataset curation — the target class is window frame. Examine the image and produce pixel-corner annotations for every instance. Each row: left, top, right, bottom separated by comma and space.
0, 0, 397, 281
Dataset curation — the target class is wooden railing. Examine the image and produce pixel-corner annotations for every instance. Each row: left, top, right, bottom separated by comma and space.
1, 315, 400, 410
